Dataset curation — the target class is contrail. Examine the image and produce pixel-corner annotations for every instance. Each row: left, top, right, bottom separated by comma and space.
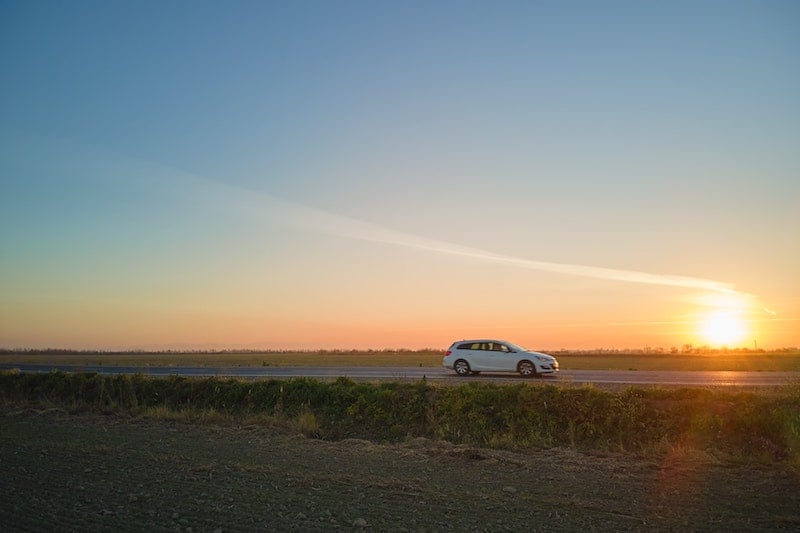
182, 175, 738, 294
11, 133, 739, 296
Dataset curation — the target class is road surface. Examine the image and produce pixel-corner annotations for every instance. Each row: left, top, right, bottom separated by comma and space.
1, 364, 797, 387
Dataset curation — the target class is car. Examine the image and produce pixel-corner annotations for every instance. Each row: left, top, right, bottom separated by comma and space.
442, 339, 559, 378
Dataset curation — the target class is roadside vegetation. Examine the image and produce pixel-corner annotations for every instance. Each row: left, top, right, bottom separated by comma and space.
2, 371, 799, 465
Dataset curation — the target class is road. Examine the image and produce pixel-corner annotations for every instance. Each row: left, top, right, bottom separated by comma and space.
1, 364, 797, 387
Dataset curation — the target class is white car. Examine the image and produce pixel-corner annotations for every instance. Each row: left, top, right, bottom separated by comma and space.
443, 339, 559, 377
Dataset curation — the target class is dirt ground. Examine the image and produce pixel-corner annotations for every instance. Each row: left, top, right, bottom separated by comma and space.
1, 408, 798, 532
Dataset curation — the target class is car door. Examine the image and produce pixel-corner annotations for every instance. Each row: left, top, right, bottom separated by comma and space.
467, 342, 491, 370
486, 342, 515, 371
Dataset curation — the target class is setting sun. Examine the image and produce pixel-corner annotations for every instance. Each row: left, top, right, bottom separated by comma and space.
701, 311, 748, 347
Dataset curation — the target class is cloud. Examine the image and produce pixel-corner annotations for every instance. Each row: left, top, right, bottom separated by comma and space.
11, 133, 740, 297
184, 175, 739, 294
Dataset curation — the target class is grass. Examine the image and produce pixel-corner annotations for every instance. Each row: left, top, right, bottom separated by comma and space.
2, 371, 799, 464
2, 349, 799, 371
0, 350, 442, 368
556, 352, 800, 371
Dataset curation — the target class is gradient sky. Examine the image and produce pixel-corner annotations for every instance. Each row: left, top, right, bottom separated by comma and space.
1, 1, 798, 350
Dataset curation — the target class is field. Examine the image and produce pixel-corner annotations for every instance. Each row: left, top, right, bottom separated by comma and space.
3, 407, 799, 531
2, 349, 800, 371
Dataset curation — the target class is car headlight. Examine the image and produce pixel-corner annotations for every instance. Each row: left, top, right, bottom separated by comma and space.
534, 355, 551, 363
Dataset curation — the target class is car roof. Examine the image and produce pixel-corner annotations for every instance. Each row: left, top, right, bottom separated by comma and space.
455, 339, 511, 345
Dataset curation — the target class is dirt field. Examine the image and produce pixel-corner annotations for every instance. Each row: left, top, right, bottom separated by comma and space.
2, 408, 798, 532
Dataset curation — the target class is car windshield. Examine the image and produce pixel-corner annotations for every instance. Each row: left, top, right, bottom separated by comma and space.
507, 342, 528, 352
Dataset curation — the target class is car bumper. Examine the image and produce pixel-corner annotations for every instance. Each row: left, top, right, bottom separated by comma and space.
536, 362, 559, 373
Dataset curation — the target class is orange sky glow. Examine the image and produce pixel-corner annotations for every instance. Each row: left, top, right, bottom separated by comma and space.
1, 3, 798, 352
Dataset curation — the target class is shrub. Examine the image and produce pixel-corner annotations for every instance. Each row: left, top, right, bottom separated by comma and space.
2, 371, 799, 463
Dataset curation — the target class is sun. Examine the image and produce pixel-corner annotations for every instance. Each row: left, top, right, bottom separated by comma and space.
700, 310, 748, 347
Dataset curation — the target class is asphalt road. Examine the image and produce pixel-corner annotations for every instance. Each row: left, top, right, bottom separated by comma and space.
2, 364, 797, 387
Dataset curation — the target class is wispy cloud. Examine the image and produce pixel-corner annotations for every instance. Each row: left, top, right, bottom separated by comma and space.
20, 134, 741, 297
182, 175, 739, 295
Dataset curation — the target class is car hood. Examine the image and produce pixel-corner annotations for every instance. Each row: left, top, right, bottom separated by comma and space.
524, 351, 555, 361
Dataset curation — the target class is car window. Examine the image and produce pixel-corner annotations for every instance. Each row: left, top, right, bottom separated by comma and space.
458, 343, 482, 350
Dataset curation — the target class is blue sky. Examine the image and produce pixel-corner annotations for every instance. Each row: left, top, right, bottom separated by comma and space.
1, 1, 798, 349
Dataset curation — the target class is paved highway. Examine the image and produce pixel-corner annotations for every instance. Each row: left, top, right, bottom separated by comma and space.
2, 364, 797, 387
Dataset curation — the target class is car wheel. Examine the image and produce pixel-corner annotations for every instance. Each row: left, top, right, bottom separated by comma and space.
518, 360, 536, 378
454, 360, 471, 376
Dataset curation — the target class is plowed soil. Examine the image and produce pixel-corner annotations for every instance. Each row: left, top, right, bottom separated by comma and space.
1, 408, 798, 531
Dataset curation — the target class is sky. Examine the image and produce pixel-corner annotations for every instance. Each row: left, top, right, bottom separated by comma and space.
1, 1, 798, 351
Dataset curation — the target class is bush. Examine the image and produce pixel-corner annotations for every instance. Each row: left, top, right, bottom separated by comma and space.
2, 371, 799, 462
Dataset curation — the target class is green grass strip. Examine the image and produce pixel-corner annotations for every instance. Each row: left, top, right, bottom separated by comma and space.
2, 371, 799, 464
